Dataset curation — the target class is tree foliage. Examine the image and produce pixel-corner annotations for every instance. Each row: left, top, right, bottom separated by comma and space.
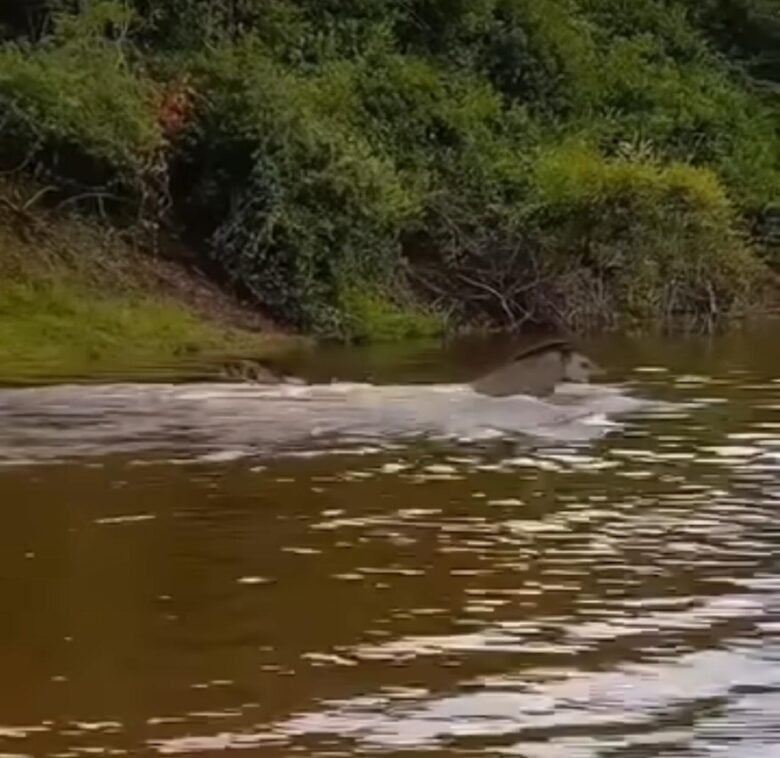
0, 0, 777, 336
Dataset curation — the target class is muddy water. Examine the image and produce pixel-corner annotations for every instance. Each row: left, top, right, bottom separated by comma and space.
0, 326, 779, 757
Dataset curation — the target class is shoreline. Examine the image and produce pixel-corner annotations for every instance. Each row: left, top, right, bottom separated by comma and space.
1, 185, 776, 388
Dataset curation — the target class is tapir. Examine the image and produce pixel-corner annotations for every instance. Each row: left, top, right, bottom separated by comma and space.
470, 338, 602, 398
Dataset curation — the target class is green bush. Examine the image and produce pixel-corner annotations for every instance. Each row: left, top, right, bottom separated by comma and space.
681, 0, 780, 82
530, 141, 761, 324
0, 0, 776, 337
0, 1, 162, 194
340, 285, 444, 342
179, 42, 421, 333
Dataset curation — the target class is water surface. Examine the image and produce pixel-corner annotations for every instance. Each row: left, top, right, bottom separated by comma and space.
0, 326, 778, 756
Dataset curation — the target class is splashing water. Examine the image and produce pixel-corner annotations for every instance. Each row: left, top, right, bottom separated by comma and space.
0, 380, 647, 463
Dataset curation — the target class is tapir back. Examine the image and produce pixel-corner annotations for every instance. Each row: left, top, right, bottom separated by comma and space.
471, 349, 567, 398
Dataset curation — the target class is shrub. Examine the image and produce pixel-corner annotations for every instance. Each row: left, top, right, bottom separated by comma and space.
0, 0, 775, 337
530, 141, 762, 325
179, 42, 421, 333
0, 1, 162, 189
340, 285, 444, 342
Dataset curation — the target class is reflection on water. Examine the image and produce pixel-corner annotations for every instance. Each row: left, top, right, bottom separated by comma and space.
0, 326, 779, 757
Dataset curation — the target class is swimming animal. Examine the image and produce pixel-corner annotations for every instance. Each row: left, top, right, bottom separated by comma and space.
0, 340, 640, 463
220, 338, 602, 399
469, 338, 602, 398
220, 359, 308, 388
220, 359, 286, 384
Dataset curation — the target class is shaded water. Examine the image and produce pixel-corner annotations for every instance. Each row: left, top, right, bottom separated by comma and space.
0, 326, 779, 757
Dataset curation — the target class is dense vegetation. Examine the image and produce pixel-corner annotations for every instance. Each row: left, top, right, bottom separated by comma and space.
1, 0, 777, 339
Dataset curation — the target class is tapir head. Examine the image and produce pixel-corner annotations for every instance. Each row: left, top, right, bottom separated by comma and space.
561, 349, 602, 383
470, 339, 602, 398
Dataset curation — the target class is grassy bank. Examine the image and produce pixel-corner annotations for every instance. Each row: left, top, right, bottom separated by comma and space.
0, 199, 298, 384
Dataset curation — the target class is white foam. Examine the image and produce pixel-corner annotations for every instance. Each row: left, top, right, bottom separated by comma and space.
0, 380, 650, 463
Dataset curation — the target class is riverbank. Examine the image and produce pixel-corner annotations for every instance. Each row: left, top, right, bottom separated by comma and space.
2, 204, 777, 387
0, 195, 301, 385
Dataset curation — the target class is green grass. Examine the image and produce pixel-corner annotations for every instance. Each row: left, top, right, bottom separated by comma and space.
0, 185, 299, 384
0, 278, 285, 383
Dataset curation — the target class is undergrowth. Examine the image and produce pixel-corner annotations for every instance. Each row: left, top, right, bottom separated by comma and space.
0, 0, 776, 338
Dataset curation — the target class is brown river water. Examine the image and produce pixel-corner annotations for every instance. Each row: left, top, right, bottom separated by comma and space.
0, 325, 778, 757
